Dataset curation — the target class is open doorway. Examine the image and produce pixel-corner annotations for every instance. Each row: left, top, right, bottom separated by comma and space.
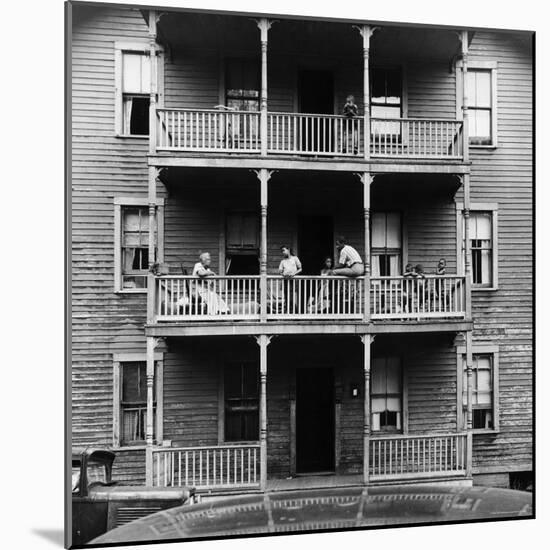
296, 367, 335, 474
298, 215, 334, 275
298, 70, 334, 152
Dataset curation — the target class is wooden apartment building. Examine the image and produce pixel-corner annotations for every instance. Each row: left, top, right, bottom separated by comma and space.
69, 2, 533, 494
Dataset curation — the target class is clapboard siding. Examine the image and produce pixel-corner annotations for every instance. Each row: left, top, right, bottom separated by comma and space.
71, 4, 155, 457
456, 31, 532, 474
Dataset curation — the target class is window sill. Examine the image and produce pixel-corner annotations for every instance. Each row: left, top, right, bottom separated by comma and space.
472, 286, 498, 292
112, 445, 148, 451
472, 429, 500, 435
115, 288, 148, 295
115, 134, 149, 140
469, 144, 497, 150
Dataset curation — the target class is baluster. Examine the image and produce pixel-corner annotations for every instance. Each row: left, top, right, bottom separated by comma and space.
254, 447, 257, 484
233, 448, 237, 485
185, 451, 189, 486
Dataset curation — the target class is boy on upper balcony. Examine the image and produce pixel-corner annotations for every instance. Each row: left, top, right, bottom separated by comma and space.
342, 95, 359, 155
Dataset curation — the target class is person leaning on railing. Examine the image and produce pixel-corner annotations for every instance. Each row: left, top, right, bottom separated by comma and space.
278, 246, 302, 314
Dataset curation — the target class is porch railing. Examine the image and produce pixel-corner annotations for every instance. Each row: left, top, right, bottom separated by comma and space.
370, 118, 463, 159
156, 276, 261, 321
151, 444, 261, 490
266, 275, 364, 319
370, 433, 467, 481
156, 108, 261, 152
267, 112, 363, 156
154, 109, 463, 160
371, 276, 466, 319
154, 275, 465, 321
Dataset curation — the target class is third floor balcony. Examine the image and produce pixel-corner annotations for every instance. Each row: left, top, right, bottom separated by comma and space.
139, 11, 471, 168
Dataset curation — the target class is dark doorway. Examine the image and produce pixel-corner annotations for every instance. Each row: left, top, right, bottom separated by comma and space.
298, 215, 334, 275
299, 70, 334, 114
296, 367, 335, 474
298, 70, 334, 152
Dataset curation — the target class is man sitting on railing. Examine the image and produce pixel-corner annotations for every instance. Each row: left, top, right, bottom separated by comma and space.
191, 252, 229, 315
331, 237, 364, 277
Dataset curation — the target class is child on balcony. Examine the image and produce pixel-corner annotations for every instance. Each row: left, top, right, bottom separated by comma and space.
342, 95, 359, 155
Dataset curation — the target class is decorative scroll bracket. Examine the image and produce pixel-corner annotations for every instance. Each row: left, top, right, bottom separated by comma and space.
253, 334, 275, 347
255, 18, 276, 42
354, 172, 376, 186
251, 169, 276, 182
359, 335, 375, 345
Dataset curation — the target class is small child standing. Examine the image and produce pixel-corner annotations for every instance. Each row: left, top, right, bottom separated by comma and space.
342, 95, 359, 154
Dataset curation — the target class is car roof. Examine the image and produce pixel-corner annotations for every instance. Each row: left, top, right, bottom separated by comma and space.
91, 484, 533, 544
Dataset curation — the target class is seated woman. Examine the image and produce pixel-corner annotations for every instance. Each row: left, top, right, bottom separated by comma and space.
191, 252, 229, 315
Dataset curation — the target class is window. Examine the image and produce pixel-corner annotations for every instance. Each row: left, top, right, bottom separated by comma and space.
113, 353, 164, 447
457, 347, 499, 432
225, 212, 259, 275
370, 67, 402, 136
467, 70, 492, 145
371, 212, 402, 276
114, 42, 163, 137
371, 357, 402, 432
114, 198, 164, 292
225, 59, 260, 112
224, 362, 259, 441
456, 61, 497, 147
457, 204, 498, 289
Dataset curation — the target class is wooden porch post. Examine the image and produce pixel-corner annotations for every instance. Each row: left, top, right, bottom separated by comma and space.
254, 169, 272, 322
360, 173, 373, 321
257, 19, 272, 156
147, 166, 158, 324
361, 335, 373, 485
256, 335, 271, 490
460, 30, 469, 163
148, 10, 158, 154
465, 330, 474, 477
145, 336, 156, 486
356, 25, 375, 160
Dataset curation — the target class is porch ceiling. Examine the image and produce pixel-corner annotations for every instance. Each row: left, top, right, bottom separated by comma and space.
154, 10, 464, 61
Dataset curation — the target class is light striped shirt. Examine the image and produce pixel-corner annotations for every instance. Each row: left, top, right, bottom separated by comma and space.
338, 245, 363, 267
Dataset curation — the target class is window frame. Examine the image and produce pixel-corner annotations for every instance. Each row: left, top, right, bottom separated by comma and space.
455, 202, 499, 291
114, 197, 165, 293
456, 345, 500, 434
369, 65, 407, 141
113, 352, 164, 449
220, 361, 260, 444
114, 41, 164, 138
456, 60, 498, 148
370, 210, 406, 277
370, 356, 405, 434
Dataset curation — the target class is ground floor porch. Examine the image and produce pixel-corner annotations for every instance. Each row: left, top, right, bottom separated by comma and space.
136, 332, 475, 493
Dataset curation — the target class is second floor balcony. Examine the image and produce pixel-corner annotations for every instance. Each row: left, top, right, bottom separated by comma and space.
155, 108, 464, 161
152, 274, 466, 323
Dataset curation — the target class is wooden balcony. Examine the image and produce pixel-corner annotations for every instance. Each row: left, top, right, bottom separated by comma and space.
155, 109, 464, 161
153, 275, 466, 323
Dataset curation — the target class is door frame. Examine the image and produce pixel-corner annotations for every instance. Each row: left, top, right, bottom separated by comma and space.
290, 365, 339, 476
296, 68, 336, 115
